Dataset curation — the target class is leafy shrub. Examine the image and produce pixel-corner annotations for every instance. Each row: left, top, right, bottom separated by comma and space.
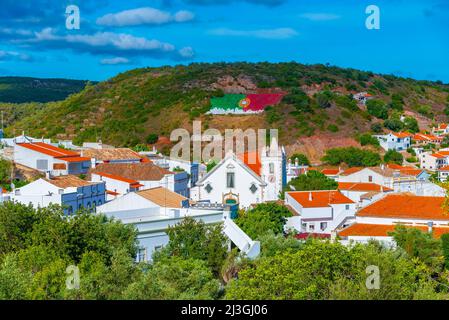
322, 147, 381, 167
367, 99, 388, 120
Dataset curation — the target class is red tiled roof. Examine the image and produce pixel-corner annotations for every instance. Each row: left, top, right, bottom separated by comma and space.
439, 166, 449, 171
392, 132, 412, 139
287, 190, 354, 208
106, 190, 120, 196
357, 195, 448, 220
17, 142, 79, 158
93, 172, 139, 185
60, 156, 91, 163
339, 223, 449, 239
238, 151, 262, 176
386, 164, 424, 177
338, 182, 393, 192
341, 167, 364, 176
440, 124, 448, 130
431, 153, 448, 159
322, 169, 340, 175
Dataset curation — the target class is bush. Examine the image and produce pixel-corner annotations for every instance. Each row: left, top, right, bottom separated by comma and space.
322, 147, 382, 167
367, 99, 388, 119
359, 134, 380, 147
290, 153, 310, 166
383, 119, 404, 132
371, 123, 383, 133
286, 171, 338, 192
327, 124, 339, 132
146, 133, 159, 144
384, 150, 404, 165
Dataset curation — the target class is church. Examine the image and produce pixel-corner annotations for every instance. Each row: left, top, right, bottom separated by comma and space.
191, 138, 287, 208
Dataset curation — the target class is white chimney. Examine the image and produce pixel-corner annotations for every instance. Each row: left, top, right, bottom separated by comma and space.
309, 192, 313, 201
91, 157, 97, 169
45, 171, 51, 179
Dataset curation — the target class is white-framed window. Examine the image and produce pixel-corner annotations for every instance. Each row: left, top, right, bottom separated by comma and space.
137, 248, 147, 263
320, 222, 327, 231
269, 163, 275, 174
309, 224, 315, 232
345, 205, 350, 210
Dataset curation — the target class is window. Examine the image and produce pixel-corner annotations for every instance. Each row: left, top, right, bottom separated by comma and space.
227, 172, 235, 188
345, 205, 350, 210
250, 184, 258, 194
205, 183, 213, 193
137, 248, 147, 263
309, 224, 315, 232
269, 163, 275, 174
36, 159, 48, 170
368, 176, 373, 182
154, 245, 163, 252
320, 222, 327, 231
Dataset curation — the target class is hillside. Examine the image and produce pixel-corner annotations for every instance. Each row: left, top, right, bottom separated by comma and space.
4, 62, 449, 162
0, 77, 91, 103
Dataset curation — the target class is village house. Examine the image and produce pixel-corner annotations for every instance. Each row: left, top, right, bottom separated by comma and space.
14, 142, 91, 176
97, 187, 260, 261
9, 175, 106, 215
437, 165, 449, 182
353, 92, 373, 106
338, 165, 442, 196
432, 123, 449, 136
412, 133, 443, 146
286, 158, 309, 183
374, 132, 412, 151
337, 182, 393, 208
82, 148, 144, 166
191, 138, 286, 208
420, 150, 449, 172
90, 162, 189, 200
338, 194, 449, 245
284, 190, 356, 237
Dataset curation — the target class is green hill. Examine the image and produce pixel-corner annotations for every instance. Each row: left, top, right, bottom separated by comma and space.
0, 77, 91, 103
3, 62, 449, 156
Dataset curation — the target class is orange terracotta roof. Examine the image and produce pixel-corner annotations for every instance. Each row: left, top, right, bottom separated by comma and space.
357, 195, 449, 220
392, 132, 412, 139
82, 148, 142, 161
93, 172, 139, 185
338, 182, 393, 192
238, 151, 262, 176
431, 153, 448, 159
45, 175, 97, 188
322, 169, 340, 175
90, 163, 173, 181
60, 156, 91, 163
106, 190, 120, 196
439, 166, 449, 171
339, 223, 449, 239
440, 124, 448, 129
413, 133, 441, 141
17, 142, 79, 158
341, 167, 364, 176
386, 164, 424, 177
287, 190, 354, 208
137, 187, 187, 208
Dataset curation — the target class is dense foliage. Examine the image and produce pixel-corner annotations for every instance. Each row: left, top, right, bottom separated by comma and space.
286, 171, 338, 192
322, 147, 382, 167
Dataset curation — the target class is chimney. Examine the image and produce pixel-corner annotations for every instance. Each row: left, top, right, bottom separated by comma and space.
45, 171, 52, 179
309, 192, 313, 201
91, 157, 97, 169
428, 222, 434, 234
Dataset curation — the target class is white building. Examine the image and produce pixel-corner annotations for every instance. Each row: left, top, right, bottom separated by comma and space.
10, 175, 106, 215
284, 190, 356, 236
374, 132, 412, 151
338, 166, 443, 196
420, 151, 449, 172
338, 194, 449, 244
14, 142, 91, 176
353, 92, 373, 105
1, 133, 52, 147
82, 148, 143, 166
337, 182, 393, 208
90, 162, 189, 200
98, 187, 260, 261
191, 139, 286, 208
432, 123, 449, 136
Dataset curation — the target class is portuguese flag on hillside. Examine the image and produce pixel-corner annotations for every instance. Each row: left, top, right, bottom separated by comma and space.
210, 93, 284, 113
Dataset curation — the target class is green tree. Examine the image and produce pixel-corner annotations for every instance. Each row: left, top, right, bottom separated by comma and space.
367, 99, 389, 119
235, 203, 292, 239
359, 133, 380, 147
287, 171, 338, 192
290, 153, 310, 166
165, 217, 228, 275
403, 117, 419, 133
322, 147, 381, 167
146, 133, 159, 144
383, 119, 404, 132
384, 150, 404, 165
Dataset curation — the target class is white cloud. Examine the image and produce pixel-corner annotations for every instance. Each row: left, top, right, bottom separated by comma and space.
100, 57, 130, 65
299, 13, 340, 21
178, 46, 195, 58
209, 27, 298, 39
0, 50, 31, 61
96, 7, 195, 27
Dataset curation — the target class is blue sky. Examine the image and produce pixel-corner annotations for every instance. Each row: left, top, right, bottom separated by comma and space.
0, 0, 448, 82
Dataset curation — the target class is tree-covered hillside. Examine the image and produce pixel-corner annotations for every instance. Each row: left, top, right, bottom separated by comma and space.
0, 77, 91, 103
3, 62, 449, 155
